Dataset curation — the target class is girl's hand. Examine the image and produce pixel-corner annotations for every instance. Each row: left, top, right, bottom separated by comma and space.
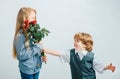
25, 40, 30, 47
34, 41, 42, 45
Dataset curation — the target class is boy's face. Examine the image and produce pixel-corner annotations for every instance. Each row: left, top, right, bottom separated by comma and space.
74, 39, 86, 51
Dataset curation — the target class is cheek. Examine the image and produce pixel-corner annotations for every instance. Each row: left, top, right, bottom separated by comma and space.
76, 43, 82, 48
74, 43, 76, 47
74, 43, 78, 48
74, 42, 76, 46
29, 19, 35, 22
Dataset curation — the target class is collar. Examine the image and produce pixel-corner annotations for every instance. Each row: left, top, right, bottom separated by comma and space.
75, 50, 88, 56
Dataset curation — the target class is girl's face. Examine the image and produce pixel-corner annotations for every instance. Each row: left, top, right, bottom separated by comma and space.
28, 11, 36, 22
74, 39, 86, 51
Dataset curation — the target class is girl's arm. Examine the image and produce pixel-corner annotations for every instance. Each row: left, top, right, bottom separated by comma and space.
43, 48, 61, 56
14, 34, 43, 60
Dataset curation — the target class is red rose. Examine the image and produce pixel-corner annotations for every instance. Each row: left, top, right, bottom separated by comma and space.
24, 20, 29, 29
29, 20, 37, 25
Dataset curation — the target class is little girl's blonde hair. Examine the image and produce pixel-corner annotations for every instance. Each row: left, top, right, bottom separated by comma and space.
74, 32, 93, 52
13, 7, 36, 58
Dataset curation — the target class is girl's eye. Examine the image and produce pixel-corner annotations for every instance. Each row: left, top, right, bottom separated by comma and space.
32, 17, 35, 19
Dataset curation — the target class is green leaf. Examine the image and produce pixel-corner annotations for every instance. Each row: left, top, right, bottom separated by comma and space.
36, 24, 40, 29
29, 26, 34, 32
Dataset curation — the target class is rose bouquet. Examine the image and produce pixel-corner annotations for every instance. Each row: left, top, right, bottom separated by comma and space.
24, 20, 50, 63
24, 20, 50, 43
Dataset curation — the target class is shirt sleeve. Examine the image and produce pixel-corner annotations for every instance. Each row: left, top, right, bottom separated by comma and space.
59, 49, 70, 63
14, 33, 43, 61
93, 56, 106, 74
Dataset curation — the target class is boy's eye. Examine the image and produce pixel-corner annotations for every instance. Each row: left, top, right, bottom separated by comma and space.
74, 40, 79, 42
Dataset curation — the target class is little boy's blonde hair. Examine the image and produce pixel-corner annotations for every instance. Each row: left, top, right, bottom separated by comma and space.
74, 32, 93, 52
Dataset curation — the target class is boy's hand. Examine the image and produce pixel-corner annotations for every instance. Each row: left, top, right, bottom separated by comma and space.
42, 55, 47, 64
108, 63, 116, 72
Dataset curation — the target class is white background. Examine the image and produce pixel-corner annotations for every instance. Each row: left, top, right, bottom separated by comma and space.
0, 0, 120, 79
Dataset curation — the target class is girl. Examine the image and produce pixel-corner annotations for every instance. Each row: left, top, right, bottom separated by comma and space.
43, 32, 116, 79
13, 7, 45, 79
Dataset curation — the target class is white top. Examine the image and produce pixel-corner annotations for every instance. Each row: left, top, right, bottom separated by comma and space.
59, 49, 106, 74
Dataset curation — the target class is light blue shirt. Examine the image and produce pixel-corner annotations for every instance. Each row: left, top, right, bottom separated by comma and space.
59, 49, 106, 74
14, 30, 43, 74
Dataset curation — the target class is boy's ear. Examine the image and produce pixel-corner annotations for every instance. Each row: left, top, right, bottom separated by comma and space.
83, 44, 87, 48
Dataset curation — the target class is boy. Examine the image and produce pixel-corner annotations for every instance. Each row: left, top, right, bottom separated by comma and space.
43, 32, 115, 79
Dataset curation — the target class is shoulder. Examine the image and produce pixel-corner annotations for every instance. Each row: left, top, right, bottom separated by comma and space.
17, 29, 24, 36
88, 51, 94, 55
70, 48, 75, 52
15, 30, 25, 41
69, 48, 75, 56
87, 52, 94, 58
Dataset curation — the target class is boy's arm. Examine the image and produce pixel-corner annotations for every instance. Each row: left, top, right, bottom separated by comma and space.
43, 48, 61, 56
93, 57, 116, 73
